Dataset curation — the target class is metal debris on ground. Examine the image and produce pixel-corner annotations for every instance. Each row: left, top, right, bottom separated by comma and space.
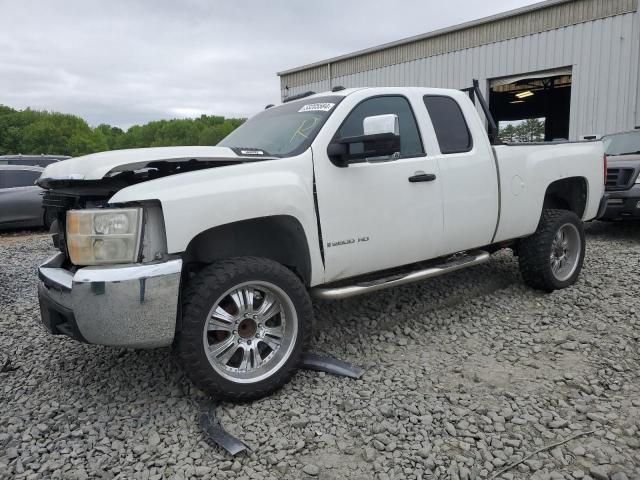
0, 356, 18, 373
302, 352, 365, 379
489, 430, 596, 479
200, 353, 365, 455
199, 400, 250, 456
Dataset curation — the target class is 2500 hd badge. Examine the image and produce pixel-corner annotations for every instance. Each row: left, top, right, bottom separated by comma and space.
327, 236, 370, 248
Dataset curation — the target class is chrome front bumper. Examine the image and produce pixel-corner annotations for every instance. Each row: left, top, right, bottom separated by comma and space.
37, 253, 182, 348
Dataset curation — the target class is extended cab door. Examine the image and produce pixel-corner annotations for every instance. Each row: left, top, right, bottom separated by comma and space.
312, 93, 445, 282
421, 94, 499, 254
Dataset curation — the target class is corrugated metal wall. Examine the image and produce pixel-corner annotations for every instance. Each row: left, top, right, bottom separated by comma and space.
279, 0, 640, 139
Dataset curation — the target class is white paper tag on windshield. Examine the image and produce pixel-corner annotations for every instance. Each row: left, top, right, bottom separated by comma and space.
239, 149, 265, 155
298, 103, 335, 113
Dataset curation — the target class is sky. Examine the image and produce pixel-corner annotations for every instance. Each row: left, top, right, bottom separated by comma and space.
0, 0, 540, 129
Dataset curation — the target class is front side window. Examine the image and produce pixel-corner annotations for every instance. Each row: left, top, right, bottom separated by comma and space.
0, 170, 40, 189
219, 95, 344, 157
335, 96, 424, 158
423, 96, 473, 154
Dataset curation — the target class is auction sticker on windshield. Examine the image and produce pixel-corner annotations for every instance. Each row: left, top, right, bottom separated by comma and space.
239, 149, 265, 155
298, 103, 335, 113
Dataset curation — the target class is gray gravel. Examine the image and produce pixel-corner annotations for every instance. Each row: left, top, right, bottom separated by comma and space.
1, 222, 639, 480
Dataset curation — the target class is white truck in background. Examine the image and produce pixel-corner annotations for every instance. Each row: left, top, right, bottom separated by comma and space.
36, 84, 607, 401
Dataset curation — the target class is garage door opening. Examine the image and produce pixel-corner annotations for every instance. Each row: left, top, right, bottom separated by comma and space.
489, 68, 572, 142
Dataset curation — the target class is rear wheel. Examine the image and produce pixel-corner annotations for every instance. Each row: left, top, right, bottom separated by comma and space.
176, 257, 312, 401
518, 209, 585, 292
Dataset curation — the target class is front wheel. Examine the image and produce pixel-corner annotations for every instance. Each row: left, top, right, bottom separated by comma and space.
518, 209, 586, 292
175, 257, 312, 401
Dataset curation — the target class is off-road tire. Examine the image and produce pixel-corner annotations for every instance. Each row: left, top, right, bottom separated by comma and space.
175, 257, 312, 402
518, 209, 585, 292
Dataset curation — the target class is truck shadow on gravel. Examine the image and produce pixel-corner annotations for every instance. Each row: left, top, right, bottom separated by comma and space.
41, 250, 529, 444
9, 227, 634, 406
311, 251, 522, 355
50, 252, 524, 401
49, 239, 598, 402
585, 220, 640, 242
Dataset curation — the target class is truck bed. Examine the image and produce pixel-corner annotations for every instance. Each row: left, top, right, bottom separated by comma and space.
492, 141, 605, 243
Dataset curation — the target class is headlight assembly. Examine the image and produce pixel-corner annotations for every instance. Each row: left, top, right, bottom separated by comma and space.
66, 208, 142, 265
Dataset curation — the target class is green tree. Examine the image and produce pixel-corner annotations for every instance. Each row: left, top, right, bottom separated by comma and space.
499, 118, 546, 143
67, 131, 109, 156
499, 123, 516, 143
0, 104, 245, 156
521, 118, 545, 142
95, 124, 125, 150
20, 113, 96, 155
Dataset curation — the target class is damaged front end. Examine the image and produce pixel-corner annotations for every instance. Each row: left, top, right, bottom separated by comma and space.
37, 147, 271, 348
38, 186, 182, 347
39, 149, 272, 259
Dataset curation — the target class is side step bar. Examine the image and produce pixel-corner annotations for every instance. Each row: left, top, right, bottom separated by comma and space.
311, 250, 491, 300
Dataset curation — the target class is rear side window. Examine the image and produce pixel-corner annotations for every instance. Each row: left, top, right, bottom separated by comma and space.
423, 96, 472, 154
0, 170, 40, 188
337, 95, 424, 158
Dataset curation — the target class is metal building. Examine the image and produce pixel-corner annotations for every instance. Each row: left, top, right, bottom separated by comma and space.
277, 0, 639, 141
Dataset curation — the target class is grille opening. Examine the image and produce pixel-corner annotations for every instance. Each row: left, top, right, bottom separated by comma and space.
606, 167, 634, 190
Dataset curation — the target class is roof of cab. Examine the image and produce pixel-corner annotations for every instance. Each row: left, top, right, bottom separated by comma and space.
285, 86, 461, 102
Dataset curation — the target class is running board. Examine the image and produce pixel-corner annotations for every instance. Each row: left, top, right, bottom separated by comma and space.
311, 250, 491, 300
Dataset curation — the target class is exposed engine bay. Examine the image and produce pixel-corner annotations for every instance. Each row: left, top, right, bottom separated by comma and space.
39, 155, 266, 262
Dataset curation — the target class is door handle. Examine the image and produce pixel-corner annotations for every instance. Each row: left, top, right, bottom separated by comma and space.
408, 173, 436, 183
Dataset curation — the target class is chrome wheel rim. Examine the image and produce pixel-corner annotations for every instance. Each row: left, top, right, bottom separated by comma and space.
550, 223, 581, 282
203, 281, 297, 384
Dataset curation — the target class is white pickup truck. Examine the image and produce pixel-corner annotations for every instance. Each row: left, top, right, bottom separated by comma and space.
37, 86, 607, 400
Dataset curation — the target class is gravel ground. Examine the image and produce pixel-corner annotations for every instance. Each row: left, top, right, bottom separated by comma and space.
1, 222, 639, 480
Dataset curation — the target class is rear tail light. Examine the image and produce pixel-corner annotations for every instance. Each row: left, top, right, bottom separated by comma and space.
603, 154, 608, 184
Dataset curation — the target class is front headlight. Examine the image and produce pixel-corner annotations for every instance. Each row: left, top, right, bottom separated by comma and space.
66, 208, 142, 265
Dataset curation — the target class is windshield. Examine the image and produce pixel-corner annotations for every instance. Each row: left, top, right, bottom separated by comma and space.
219, 95, 344, 157
603, 130, 640, 156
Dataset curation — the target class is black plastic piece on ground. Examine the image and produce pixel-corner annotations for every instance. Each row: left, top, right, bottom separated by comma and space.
199, 401, 250, 456
199, 354, 364, 456
302, 353, 365, 379
0, 357, 19, 374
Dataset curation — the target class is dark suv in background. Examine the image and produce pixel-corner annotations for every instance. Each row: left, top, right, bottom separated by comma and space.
0, 155, 67, 229
602, 130, 640, 221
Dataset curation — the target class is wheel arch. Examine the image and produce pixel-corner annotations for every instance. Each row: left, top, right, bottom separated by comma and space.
182, 215, 313, 286
542, 177, 588, 219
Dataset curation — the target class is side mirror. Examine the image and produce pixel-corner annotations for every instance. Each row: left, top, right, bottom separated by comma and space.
328, 114, 401, 167
363, 114, 399, 136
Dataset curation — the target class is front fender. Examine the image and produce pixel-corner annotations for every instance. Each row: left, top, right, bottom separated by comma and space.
108, 150, 325, 285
